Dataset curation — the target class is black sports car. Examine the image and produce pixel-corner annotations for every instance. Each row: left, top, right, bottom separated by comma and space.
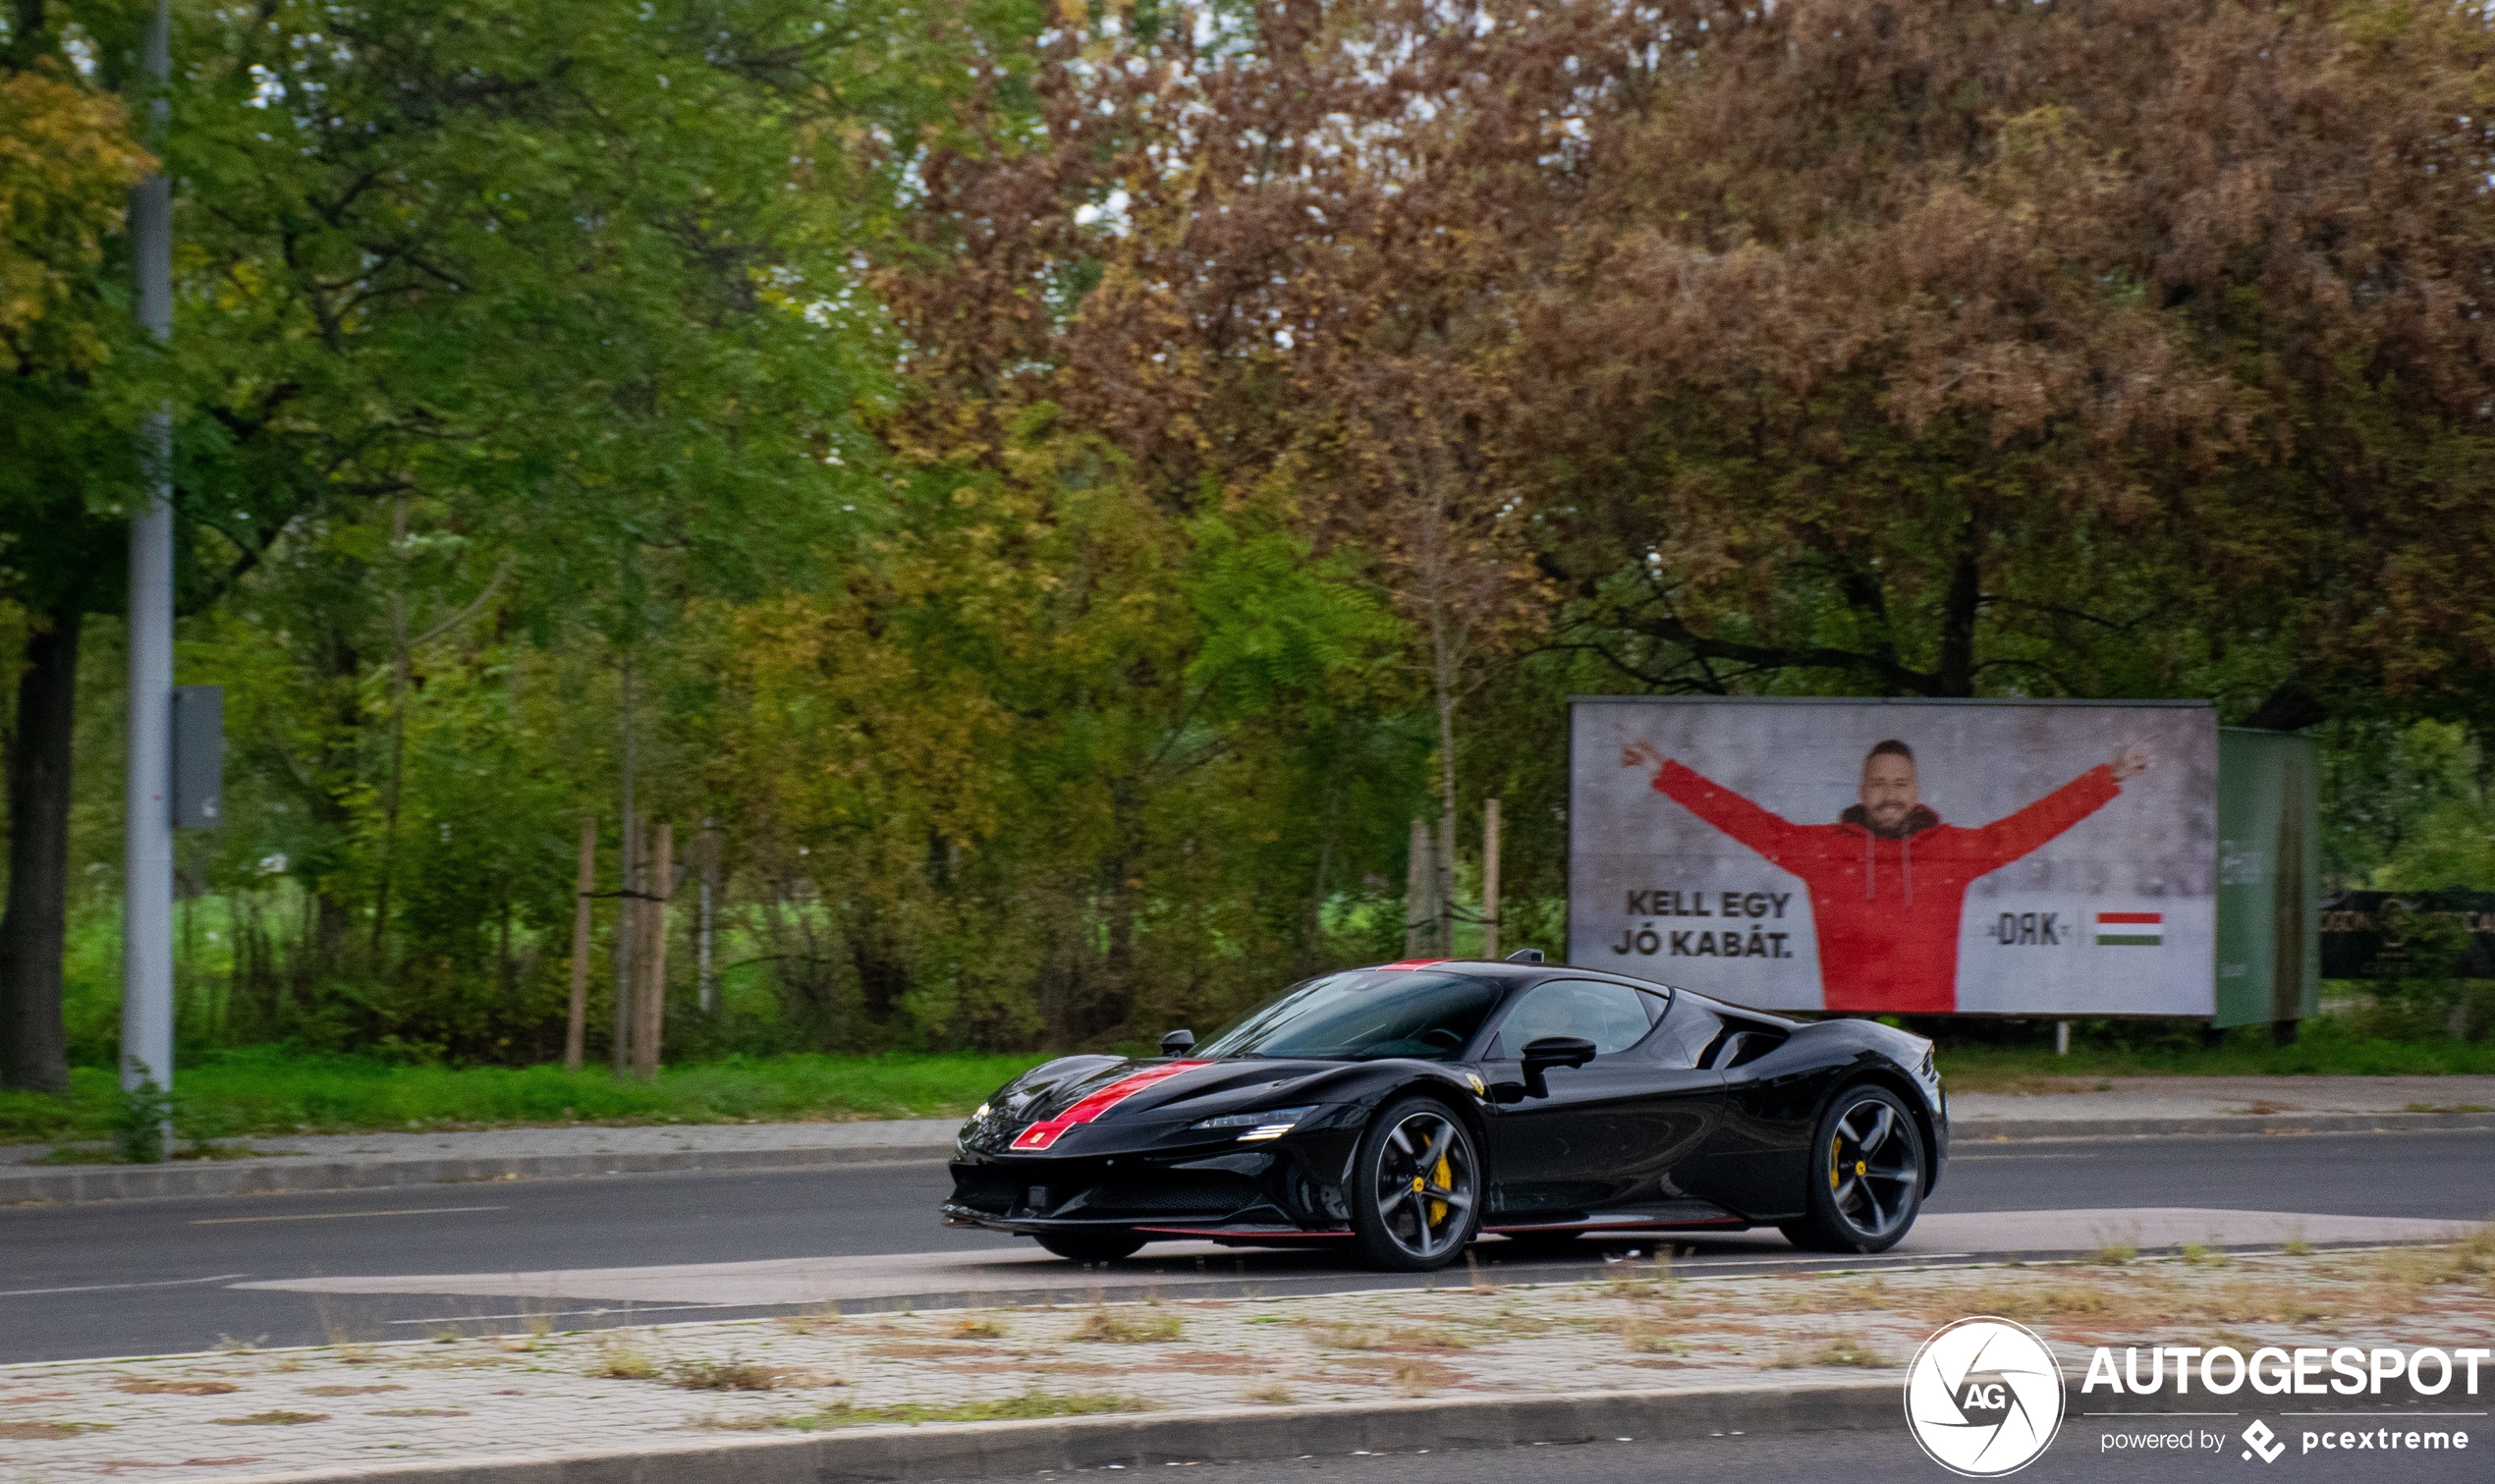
943, 957, 1947, 1271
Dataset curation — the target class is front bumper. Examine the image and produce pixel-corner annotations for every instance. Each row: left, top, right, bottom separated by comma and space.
945, 1121, 1363, 1240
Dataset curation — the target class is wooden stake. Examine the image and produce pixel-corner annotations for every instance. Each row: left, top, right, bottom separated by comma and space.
1481, 798, 1501, 962
1404, 817, 1432, 957
565, 815, 594, 1073
613, 814, 640, 1073
635, 821, 673, 1081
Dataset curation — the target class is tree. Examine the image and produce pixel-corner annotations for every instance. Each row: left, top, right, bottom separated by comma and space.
0, 11, 150, 1092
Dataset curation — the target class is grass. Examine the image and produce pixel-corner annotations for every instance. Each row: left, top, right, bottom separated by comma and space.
772, 1393, 1149, 1430
668, 1357, 783, 1392
1764, 1335, 1888, 1369
588, 1334, 659, 1380
1935, 1020, 2495, 1092
0, 1048, 1051, 1146
1072, 1305, 1186, 1344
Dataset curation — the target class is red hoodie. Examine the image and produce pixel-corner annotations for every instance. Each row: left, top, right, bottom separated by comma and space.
1652, 760, 2123, 1013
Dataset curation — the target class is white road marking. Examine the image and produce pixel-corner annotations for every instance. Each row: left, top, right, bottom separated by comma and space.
190, 1205, 505, 1226
0, 1272, 250, 1298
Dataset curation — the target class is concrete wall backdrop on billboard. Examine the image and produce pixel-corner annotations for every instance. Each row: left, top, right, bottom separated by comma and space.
1569, 698, 2218, 1017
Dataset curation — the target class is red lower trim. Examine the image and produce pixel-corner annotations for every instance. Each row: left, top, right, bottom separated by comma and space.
1131, 1226, 1356, 1238
1485, 1218, 1746, 1234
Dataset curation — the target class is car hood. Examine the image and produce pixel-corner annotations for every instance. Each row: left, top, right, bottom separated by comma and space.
958, 1055, 1370, 1154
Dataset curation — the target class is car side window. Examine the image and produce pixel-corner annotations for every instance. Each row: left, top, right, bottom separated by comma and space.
1488, 978, 1656, 1058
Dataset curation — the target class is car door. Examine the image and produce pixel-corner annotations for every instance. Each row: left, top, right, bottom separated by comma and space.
1480, 979, 1727, 1219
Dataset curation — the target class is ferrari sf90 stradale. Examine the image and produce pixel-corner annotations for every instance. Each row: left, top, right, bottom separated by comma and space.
943, 958, 1945, 1271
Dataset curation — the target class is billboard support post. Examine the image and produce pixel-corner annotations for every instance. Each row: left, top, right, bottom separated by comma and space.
2212, 729, 2321, 1031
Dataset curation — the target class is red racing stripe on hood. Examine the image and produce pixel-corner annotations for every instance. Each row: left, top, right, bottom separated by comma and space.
1010, 1061, 1213, 1150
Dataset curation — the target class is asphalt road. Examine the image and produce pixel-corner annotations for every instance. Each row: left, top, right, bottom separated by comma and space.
2, 1127, 2487, 1364
1052, 1419, 2486, 1484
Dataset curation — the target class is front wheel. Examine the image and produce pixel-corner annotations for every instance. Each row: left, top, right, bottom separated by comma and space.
1349, 1096, 1483, 1272
1035, 1231, 1146, 1262
1780, 1084, 1926, 1254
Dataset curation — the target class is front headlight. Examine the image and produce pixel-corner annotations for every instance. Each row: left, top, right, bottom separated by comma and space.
1190, 1105, 1317, 1141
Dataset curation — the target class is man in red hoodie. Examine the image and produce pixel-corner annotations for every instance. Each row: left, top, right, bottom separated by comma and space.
1620, 737, 2151, 1013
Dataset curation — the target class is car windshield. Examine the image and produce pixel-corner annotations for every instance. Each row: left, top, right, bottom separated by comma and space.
1195, 971, 1503, 1062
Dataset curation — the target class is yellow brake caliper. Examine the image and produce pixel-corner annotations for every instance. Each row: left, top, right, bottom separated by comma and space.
1428, 1153, 1453, 1226
1830, 1133, 1844, 1190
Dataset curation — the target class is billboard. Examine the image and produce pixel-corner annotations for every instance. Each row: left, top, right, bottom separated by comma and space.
1568, 698, 2218, 1017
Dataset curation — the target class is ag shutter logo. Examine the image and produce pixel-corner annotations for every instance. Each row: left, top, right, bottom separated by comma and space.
1905, 1317, 2068, 1477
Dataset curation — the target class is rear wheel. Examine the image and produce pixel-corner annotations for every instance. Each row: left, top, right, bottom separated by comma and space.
1349, 1096, 1483, 1272
1779, 1084, 1926, 1254
1034, 1231, 1146, 1262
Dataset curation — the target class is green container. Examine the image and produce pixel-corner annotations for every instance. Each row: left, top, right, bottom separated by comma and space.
2214, 729, 2321, 1028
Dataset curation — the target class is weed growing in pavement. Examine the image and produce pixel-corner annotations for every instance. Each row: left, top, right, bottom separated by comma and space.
1303, 1322, 1469, 1353
114, 1378, 239, 1396
2180, 1243, 2229, 1268
0, 1420, 112, 1440
778, 1300, 844, 1336
211, 1335, 262, 1354
769, 1393, 1150, 1430
951, 1314, 1009, 1339
667, 1356, 781, 1392
587, 1334, 659, 1380
376, 1407, 471, 1417
1072, 1305, 1184, 1343
2282, 1237, 2313, 1256
1387, 1358, 1459, 1396
1243, 1384, 1299, 1404
2088, 1239, 2138, 1266
212, 1410, 330, 1426
1763, 1335, 1888, 1369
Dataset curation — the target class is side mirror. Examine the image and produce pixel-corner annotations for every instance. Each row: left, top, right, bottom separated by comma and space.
1505, 948, 1545, 963
1159, 1028, 1195, 1057
1518, 1035, 1597, 1098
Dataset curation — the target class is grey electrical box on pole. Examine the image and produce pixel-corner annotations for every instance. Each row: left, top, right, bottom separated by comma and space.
120, 0, 177, 1130
171, 687, 223, 829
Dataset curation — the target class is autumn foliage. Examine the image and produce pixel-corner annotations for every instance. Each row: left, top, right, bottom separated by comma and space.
5, 0, 2495, 1071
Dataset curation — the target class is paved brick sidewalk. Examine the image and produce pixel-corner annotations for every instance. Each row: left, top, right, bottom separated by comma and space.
3, 1237, 2486, 1483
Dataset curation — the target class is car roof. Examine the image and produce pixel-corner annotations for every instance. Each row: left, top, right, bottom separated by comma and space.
1355, 959, 1799, 1027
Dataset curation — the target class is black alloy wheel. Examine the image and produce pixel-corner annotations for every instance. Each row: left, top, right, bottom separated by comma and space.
1780, 1084, 1926, 1254
1035, 1231, 1147, 1262
1350, 1095, 1483, 1271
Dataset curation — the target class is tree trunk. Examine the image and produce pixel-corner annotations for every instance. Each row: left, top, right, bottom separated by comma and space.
0, 604, 81, 1093
1935, 519, 1982, 698
612, 649, 637, 1075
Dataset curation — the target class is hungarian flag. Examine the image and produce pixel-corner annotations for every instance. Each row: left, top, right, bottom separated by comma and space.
2095, 910, 2163, 947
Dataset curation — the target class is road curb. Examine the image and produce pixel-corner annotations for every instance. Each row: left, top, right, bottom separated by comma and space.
1958, 1110, 2495, 1143
203, 1381, 1899, 1484
0, 1141, 957, 1204
8, 1108, 2492, 1204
